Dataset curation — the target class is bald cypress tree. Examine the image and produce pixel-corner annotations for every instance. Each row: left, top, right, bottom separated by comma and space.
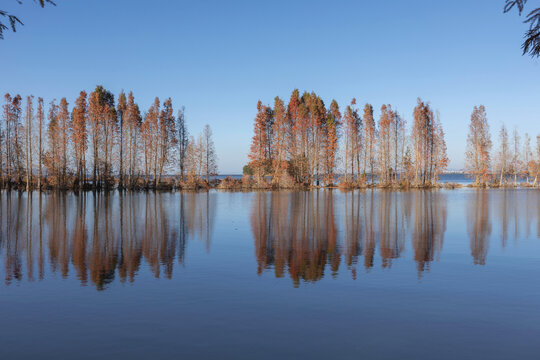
523, 132, 533, 183
46, 100, 60, 185
377, 104, 393, 184
342, 99, 360, 183
287, 90, 301, 181
362, 104, 377, 184
6, 94, 24, 185
203, 124, 217, 182
511, 128, 521, 186
88, 91, 100, 188
176, 106, 189, 182
325, 100, 340, 185
465, 105, 492, 185
117, 91, 127, 189
272, 96, 288, 185
25, 95, 33, 191
2, 93, 14, 188
412, 99, 436, 185
249, 101, 273, 184
495, 124, 510, 186
37, 97, 44, 190
1, 97, 6, 188
156, 97, 176, 187
88, 85, 115, 188
58, 97, 69, 188
72, 91, 88, 188
141, 97, 160, 187
125, 92, 141, 189
432, 111, 448, 183
534, 135, 540, 186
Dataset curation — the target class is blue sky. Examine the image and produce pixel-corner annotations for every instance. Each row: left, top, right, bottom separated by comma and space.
1, 0, 539, 173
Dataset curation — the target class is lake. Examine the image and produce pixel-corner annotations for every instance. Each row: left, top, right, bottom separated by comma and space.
0, 189, 539, 359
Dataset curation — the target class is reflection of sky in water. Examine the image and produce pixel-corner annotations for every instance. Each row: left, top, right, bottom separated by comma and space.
0, 189, 539, 359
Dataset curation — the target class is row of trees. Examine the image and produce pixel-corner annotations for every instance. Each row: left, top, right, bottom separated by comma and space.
465, 105, 540, 186
247, 90, 448, 187
1, 86, 218, 190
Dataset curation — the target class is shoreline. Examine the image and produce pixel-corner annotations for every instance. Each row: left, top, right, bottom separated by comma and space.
1, 180, 538, 193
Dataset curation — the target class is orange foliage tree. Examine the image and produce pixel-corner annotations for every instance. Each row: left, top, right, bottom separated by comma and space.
465, 105, 492, 185
71, 91, 88, 188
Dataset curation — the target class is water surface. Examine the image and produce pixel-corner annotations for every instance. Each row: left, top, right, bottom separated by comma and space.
0, 189, 538, 359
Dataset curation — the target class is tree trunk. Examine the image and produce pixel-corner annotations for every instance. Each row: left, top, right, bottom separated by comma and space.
119, 119, 124, 190
38, 116, 42, 192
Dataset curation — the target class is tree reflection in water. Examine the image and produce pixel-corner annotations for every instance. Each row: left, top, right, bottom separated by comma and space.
251, 191, 338, 285
467, 190, 491, 265
411, 191, 447, 275
1, 189, 538, 288
0, 191, 215, 290
252, 190, 450, 285
252, 189, 539, 284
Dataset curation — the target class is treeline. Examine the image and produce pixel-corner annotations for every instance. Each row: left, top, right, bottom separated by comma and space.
246, 89, 449, 188
1, 86, 218, 190
465, 105, 540, 187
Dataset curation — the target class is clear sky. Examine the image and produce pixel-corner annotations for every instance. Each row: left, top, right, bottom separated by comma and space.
1, 0, 539, 173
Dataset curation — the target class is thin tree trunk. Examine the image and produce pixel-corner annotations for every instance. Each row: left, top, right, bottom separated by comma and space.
6, 113, 11, 189
26, 99, 31, 192
38, 110, 42, 191
119, 119, 124, 190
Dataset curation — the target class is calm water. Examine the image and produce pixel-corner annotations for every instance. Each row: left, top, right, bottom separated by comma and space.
0, 189, 538, 359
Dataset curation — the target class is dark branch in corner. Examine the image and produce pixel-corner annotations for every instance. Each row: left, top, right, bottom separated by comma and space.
0, 0, 55, 39
504, 0, 540, 57
504, 0, 528, 14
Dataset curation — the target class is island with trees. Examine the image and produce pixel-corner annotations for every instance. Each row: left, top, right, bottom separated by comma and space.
244, 90, 539, 189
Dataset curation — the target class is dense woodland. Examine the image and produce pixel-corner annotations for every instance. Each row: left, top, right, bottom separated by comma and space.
246, 90, 540, 189
1, 86, 217, 190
